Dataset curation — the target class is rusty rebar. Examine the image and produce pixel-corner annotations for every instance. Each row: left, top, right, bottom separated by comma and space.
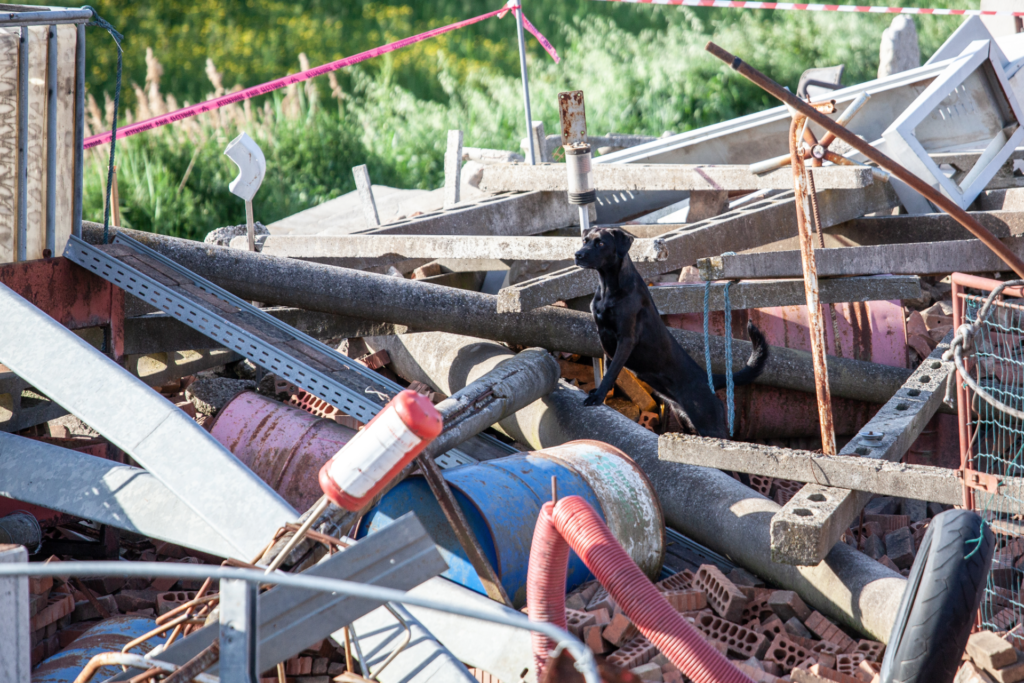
706, 41, 1024, 279
162, 641, 219, 683
790, 114, 837, 456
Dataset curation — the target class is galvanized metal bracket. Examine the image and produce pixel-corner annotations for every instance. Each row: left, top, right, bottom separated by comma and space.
64, 234, 401, 425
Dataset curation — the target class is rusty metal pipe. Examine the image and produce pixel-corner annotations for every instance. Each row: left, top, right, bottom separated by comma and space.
706, 41, 1024, 279
819, 92, 870, 148
790, 116, 837, 455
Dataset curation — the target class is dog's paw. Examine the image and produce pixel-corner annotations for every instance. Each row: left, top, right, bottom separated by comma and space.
582, 391, 602, 406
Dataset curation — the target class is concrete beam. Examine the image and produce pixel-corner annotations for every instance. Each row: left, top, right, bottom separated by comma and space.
350, 191, 593, 236
650, 276, 920, 315
699, 237, 1024, 280
258, 233, 668, 270
497, 182, 897, 313
82, 224, 915, 406
658, 434, 965, 505
770, 331, 956, 566
367, 331, 907, 642
823, 210, 1024, 247
477, 163, 876, 193
123, 307, 409, 356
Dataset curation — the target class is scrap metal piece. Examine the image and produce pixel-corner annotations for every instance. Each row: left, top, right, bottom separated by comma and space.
65, 234, 401, 425
135, 513, 447, 677
0, 433, 239, 558
558, 91, 587, 147
770, 331, 956, 565
219, 579, 258, 683
0, 282, 296, 561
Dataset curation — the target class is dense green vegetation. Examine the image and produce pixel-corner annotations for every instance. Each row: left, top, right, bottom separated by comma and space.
33, 0, 972, 238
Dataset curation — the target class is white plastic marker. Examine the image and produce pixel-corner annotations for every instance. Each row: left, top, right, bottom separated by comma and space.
224, 132, 266, 251
592, 0, 1024, 18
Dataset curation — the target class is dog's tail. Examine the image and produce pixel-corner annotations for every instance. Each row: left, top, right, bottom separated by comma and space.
713, 321, 769, 390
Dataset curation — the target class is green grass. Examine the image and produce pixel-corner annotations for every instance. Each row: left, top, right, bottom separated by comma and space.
66, 0, 972, 239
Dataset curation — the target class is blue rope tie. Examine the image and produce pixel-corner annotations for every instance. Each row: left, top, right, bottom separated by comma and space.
703, 280, 737, 437
703, 281, 714, 394
964, 518, 988, 560
724, 280, 735, 437
82, 7, 123, 244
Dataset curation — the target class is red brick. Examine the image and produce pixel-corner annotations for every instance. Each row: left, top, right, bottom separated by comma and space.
976, 649, 1024, 683
968, 631, 1018, 671
854, 639, 885, 664
602, 611, 637, 647
759, 615, 786, 639
584, 624, 611, 654
877, 555, 900, 573
735, 662, 785, 682
693, 611, 769, 659
606, 634, 657, 670
285, 657, 313, 676
656, 570, 694, 592
565, 591, 587, 611
663, 671, 686, 683
693, 564, 748, 623
805, 611, 857, 653
587, 607, 611, 627
30, 593, 74, 632
808, 664, 862, 683
836, 653, 866, 677
768, 590, 812, 623
743, 588, 775, 624
587, 585, 615, 613
663, 589, 707, 613
791, 669, 833, 683
864, 513, 909, 531
150, 577, 178, 592
857, 661, 880, 681
765, 633, 816, 673
993, 608, 1020, 632
29, 575, 53, 595
749, 475, 774, 497
357, 349, 390, 370
772, 479, 804, 504
156, 591, 198, 616
565, 608, 596, 639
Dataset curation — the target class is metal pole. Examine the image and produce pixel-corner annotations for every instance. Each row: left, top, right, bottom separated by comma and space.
72, 23, 84, 240
514, 3, 535, 165
45, 25, 56, 256
16, 26, 28, 261
705, 41, 1024, 279
789, 115, 836, 455
219, 578, 258, 683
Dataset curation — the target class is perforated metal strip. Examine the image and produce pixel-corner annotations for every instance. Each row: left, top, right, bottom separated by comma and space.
65, 235, 399, 424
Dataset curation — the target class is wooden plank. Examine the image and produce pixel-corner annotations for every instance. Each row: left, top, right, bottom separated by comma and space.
54, 24, 75, 254
768, 331, 956, 566
699, 236, 1024, 280
659, 434, 965, 505
477, 162, 876, 193
0, 28, 18, 262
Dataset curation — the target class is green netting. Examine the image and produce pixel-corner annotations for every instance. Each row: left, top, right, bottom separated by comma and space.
962, 291, 1024, 636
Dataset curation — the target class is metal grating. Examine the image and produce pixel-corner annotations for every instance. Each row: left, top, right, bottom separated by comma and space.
65, 234, 401, 424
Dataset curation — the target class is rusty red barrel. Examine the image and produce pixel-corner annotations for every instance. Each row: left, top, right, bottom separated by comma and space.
207, 392, 358, 510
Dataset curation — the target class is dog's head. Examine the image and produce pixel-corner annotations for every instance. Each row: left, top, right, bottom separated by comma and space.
574, 227, 634, 271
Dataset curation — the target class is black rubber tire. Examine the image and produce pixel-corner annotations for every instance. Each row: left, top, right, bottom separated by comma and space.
879, 509, 994, 683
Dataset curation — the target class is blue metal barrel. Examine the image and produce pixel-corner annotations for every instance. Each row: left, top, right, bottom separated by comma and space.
358, 440, 664, 607
33, 616, 164, 683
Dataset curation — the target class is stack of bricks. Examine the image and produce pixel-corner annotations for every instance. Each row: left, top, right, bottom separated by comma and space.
28, 574, 74, 665
256, 639, 354, 683
958, 630, 1024, 683
556, 357, 660, 430
561, 564, 885, 683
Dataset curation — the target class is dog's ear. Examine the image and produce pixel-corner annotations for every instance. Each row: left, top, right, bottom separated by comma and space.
612, 229, 634, 258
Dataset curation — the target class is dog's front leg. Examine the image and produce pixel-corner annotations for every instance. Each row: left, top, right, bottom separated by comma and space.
583, 337, 636, 406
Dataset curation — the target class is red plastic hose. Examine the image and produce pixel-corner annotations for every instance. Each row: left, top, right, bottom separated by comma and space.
527, 494, 754, 683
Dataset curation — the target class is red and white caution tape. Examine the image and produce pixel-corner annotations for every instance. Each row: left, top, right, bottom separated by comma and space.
85, 4, 558, 149
594, 0, 1024, 18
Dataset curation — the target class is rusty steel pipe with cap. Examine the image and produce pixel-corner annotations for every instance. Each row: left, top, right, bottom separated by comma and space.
706, 41, 1024, 279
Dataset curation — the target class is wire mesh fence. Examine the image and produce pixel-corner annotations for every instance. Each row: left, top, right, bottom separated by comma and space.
953, 274, 1024, 643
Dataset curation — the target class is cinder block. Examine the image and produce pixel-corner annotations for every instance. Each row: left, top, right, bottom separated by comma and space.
748, 475, 774, 497
968, 631, 1018, 671
735, 662, 785, 683
878, 555, 900, 573
693, 564, 748, 623
808, 663, 863, 683
862, 535, 886, 560
606, 634, 657, 670
587, 585, 616, 613
694, 611, 769, 659
156, 591, 198, 616
884, 527, 916, 569
115, 589, 158, 613
760, 615, 786, 639
765, 633, 816, 673
602, 611, 637, 647
663, 589, 707, 613
900, 498, 928, 522
587, 607, 611, 627
565, 592, 587, 611
71, 595, 118, 622
769, 590, 812, 623
866, 513, 909, 531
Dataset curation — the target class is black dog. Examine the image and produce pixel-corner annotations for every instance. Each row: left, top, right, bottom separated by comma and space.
574, 227, 769, 438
